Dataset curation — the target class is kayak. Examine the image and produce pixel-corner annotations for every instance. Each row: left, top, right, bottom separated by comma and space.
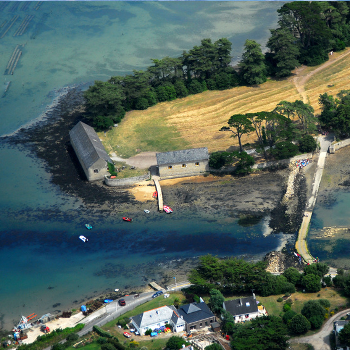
79, 235, 88, 242
123, 217, 132, 222
85, 224, 92, 229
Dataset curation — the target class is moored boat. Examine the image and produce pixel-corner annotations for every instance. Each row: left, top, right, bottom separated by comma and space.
163, 205, 173, 214
123, 217, 132, 222
144, 209, 150, 213
85, 224, 92, 229
79, 235, 88, 242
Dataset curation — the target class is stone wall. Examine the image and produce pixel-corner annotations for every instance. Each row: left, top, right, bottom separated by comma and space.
104, 173, 150, 187
329, 138, 350, 153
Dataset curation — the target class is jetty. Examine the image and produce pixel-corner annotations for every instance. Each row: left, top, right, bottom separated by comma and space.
149, 281, 164, 291
294, 138, 330, 263
152, 175, 164, 212
2, 81, 11, 98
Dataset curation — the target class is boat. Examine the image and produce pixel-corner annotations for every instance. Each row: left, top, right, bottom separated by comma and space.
144, 209, 150, 213
163, 205, 173, 214
123, 217, 132, 222
85, 224, 92, 229
79, 235, 88, 242
104, 299, 113, 303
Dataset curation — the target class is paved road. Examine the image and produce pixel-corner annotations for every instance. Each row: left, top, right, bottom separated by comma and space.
290, 308, 350, 350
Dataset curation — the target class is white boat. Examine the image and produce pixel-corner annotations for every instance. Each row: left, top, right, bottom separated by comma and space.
79, 235, 88, 242
144, 209, 150, 213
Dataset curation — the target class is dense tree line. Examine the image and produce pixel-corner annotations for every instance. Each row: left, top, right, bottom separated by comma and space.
83, 2, 350, 131
188, 255, 330, 297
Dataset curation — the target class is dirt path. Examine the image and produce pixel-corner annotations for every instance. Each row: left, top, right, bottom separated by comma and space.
293, 48, 350, 103
290, 308, 350, 350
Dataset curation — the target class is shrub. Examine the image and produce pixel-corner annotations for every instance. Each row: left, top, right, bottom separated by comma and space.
299, 134, 317, 153
271, 141, 299, 160
277, 297, 283, 302
283, 310, 297, 324
309, 315, 324, 329
188, 80, 203, 94
135, 97, 149, 110
318, 299, 331, 309
283, 303, 291, 312
97, 337, 108, 344
145, 329, 152, 336
288, 314, 311, 335
93, 325, 113, 338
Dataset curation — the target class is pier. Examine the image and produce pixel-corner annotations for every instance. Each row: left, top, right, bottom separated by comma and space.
153, 175, 164, 212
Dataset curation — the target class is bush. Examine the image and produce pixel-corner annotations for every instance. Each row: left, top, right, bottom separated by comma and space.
206, 79, 217, 90
145, 329, 152, 336
283, 303, 291, 312
135, 97, 149, 110
174, 80, 188, 98
318, 299, 331, 309
93, 325, 113, 338
188, 80, 203, 94
302, 274, 321, 293
309, 315, 324, 329
283, 310, 297, 324
288, 314, 311, 335
97, 337, 108, 344
271, 141, 299, 160
277, 297, 283, 302
101, 344, 117, 350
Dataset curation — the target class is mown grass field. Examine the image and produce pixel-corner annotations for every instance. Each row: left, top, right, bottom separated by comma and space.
99, 49, 350, 159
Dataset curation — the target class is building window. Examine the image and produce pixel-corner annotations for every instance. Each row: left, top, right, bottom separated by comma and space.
195, 162, 199, 166
168, 165, 172, 169
205, 322, 208, 326
182, 164, 187, 168
94, 169, 99, 173
200, 323, 202, 327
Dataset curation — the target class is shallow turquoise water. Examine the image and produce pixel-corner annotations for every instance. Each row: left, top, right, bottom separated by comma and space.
0, 1, 287, 330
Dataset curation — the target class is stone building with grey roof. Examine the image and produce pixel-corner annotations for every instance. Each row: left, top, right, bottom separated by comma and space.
156, 147, 209, 178
69, 121, 112, 182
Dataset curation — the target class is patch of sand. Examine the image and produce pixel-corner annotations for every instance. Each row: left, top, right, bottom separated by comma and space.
22, 312, 85, 345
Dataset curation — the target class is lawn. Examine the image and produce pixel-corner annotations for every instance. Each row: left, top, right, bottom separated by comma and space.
256, 287, 348, 317
66, 342, 100, 350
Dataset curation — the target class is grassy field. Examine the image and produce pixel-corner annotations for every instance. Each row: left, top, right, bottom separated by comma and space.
99, 48, 350, 159
257, 287, 348, 317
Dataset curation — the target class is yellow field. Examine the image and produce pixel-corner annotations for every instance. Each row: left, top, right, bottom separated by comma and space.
101, 48, 350, 157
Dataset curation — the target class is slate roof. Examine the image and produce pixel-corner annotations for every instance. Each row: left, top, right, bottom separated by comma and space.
156, 147, 209, 166
223, 297, 258, 316
132, 305, 178, 329
69, 121, 112, 169
177, 302, 214, 324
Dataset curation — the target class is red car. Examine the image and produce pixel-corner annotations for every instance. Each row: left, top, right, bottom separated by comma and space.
119, 299, 126, 306
123, 332, 131, 338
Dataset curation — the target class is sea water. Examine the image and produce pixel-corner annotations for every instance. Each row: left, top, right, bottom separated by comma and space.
0, 1, 287, 330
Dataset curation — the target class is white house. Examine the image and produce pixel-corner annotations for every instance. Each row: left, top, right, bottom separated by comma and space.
131, 305, 186, 335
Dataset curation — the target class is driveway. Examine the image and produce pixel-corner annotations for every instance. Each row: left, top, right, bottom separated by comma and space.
290, 308, 350, 350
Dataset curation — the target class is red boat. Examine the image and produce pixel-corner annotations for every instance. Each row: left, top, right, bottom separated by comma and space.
163, 205, 173, 214
123, 217, 132, 222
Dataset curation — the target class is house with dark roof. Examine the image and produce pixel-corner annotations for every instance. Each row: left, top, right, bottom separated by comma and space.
177, 302, 216, 332
156, 147, 209, 178
131, 305, 186, 335
223, 295, 259, 323
69, 121, 112, 181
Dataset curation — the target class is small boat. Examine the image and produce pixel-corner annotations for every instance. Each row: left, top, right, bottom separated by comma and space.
79, 235, 88, 242
144, 209, 150, 213
85, 224, 92, 229
104, 299, 113, 303
123, 217, 132, 222
163, 205, 173, 214
152, 191, 158, 198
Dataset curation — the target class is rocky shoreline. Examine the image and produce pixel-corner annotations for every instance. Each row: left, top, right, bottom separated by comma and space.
1, 88, 313, 328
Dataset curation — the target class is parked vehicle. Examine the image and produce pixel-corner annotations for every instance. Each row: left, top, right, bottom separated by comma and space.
123, 332, 131, 338
152, 291, 163, 298
119, 299, 126, 306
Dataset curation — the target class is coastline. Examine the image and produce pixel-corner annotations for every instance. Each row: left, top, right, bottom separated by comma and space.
0, 89, 313, 332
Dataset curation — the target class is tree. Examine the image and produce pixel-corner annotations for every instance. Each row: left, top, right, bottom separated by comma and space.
209, 151, 235, 169
93, 115, 114, 131
309, 315, 324, 329
83, 80, 125, 121
292, 100, 316, 134
205, 344, 222, 350
288, 314, 311, 335
283, 267, 302, 286
283, 310, 297, 324
209, 289, 225, 313
339, 323, 350, 347
101, 344, 117, 350
188, 80, 203, 94
234, 151, 255, 175
267, 27, 300, 77
299, 135, 317, 153
230, 316, 289, 350
301, 300, 326, 320
302, 274, 321, 293
221, 114, 255, 152
166, 336, 189, 350
271, 141, 299, 160
174, 80, 188, 98
239, 39, 267, 85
